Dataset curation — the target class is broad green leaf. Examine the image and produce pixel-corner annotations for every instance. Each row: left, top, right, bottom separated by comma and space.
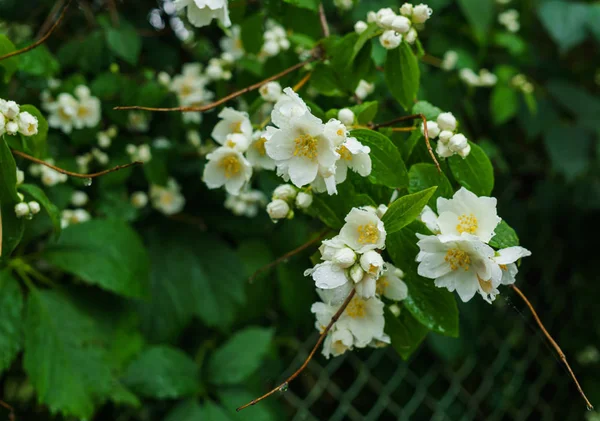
490, 85, 519, 125
543, 125, 591, 181
408, 163, 452, 211
538, 1, 589, 53
351, 129, 408, 189
163, 400, 204, 421
493, 33, 527, 56
310, 63, 345, 97
203, 401, 235, 421
241, 13, 264, 55
123, 346, 199, 399
353, 101, 379, 124
18, 184, 61, 237
0, 34, 19, 83
0, 270, 23, 375
587, 5, 600, 42
382, 187, 437, 235
207, 327, 274, 385
458, 0, 494, 44
350, 23, 382, 63
448, 142, 494, 196
24, 290, 114, 419
106, 21, 142, 65
16, 44, 59, 77
283, 0, 319, 11
42, 220, 150, 298
546, 79, 600, 128
0, 136, 24, 259
489, 220, 520, 249
328, 33, 375, 92
412, 101, 442, 121
385, 42, 419, 111
18, 105, 49, 158
385, 307, 429, 360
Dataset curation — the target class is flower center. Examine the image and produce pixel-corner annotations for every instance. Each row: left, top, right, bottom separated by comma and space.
332, 339, 348, 354
219, 155, 241, 178
27, 123, 35, 133
345, 297, 366, 318
499, 264, 507, 271
339, 145, 352, 161
293, 134, 318, 160
456, 213, 478, 234
230, 121, 243, 133
254, 137, 267, 156
445, 248, 471, 271
477, 275, 494, 293
357, 223, 379, 245
160, 192, 175, 207
376, 276, 389, 295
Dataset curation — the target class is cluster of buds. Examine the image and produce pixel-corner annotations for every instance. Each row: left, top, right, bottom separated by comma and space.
0, 99, 39, 137
266, 184, 313, 221
459, 68, 498, 88
29, 159, 68, 187
259, 21, 290, 59
511, 74, 534, 94
126, 143, 152, 163
498, 9, 520, 33
14, 198, 41, 220
61, 208, 91, 228
421, 112, 471, 159
225, 189, 267, 218
96, 125, 118, 149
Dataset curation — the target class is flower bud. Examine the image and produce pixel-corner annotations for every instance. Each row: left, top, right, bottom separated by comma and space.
436, 140, 454, 158
479, 69, 497, 86
273, 184, 297, 201
412, 4, 433, 24
14, 202, 30, 218
75, 85, 90, 100
137, 144, 152, 163
360, 250, 384, 276
367, 11, 377, 23
376, 8, 396, 28
131, 191, 149, 208
436, 112, 457, 131
405, 27, 418, 44
28, 201, 41, 215
421, 121, 440, 139
448, 133, 468, 152
337, 108, 355, 126
389, 303, 401, 317
259, 81, 282, 102
267, 199, 290, 220
380, 30, 402, 50
457, 143, 471, 158
5, 121, 18, 135
17, 112, 38, 137
400, 3, 413, 16
438, 130, 453, 144
390, 15, 411, 33
262, 40, 279, 56
376, 204, 388, 218
332, 247, 357, 268
71, 191, 89, 207
16, 168, 24, 185
2, 100, 19, 119
354, 20, 368, 34
97, 132, 112, 148
295, 191, 313, 209
157, 71, 171, 86
349, 263, 365, 283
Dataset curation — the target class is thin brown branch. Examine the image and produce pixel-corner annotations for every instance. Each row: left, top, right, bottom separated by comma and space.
371, 113, 440, 172
237, 288, 356, 412
114, 57, 317, 112
0, 0, 71, 62
12, 149, 142, 179
510, 285, 594, 410
292, 71, 312, 92
420, 53, 443, 68
318, 2, 330, 38
391, 127, 416, 132
37, 0, 65, 38
0, 399, 15, 421
249, 229, 330, 283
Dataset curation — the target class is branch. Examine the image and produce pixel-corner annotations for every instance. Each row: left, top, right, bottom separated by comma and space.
114, 57, 317, 113
0, 0, 71, 62
12, 149, 142, 179
318, 2, 330, 38
237, 288, 356, 412
510, 285, 594, 410
0, 399, 15, 421
370, 113, 440, 172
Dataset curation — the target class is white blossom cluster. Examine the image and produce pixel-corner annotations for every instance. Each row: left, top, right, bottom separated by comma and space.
42, 85, 101, 134
0, 99, 39, 137
459, 68, 498, 88
224, 189, 267, 218
13, 169, 42, 220
61, 208, 91, 228
354, 79, 375, 100
126, 144, 153, 163
150, 178, 186, 215
127, 111, 151, 132
75, 147, 110, 173
355, 3, 433, 50
260, 20, 291, 60
416, 188, 531, 303
29, 160, 68, 187
511, 74, 534, 94
307, 206, 408, 358
266, 184, 313, 221
96, 125, 118, 149
168, 63, 215, 124
498, 9, 520, 33
174, 0, 231, 28
421, 112, 470, 159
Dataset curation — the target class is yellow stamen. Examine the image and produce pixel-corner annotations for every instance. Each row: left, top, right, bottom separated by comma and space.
231, 121, 243, 133
293, 134, 318, 160
219, 155, 241, 178
336, 128, 344, 136
254, 137, 267, 156
499, 264, 508, 271
339, 145, 352, 161
376, 276, 390, 295
478, 275, 494, 294
456, 213, 478, 234
444, 248, 471, 271
357, 223, 379, 245
345, 297, 366, 318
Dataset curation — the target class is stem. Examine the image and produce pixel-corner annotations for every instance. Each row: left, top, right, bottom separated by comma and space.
318, 2, 330, 38
0, 399, 15, 421
0, 0, 71, 62
237, 288, 356, 412
391, 127, 416, 132
12, 149, 142, 179
114, 57, 317, 112
510, 285, 594, 410
420, 54, 443, 68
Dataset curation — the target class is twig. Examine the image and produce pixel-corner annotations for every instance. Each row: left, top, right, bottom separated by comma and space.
12, 149, 142, 179
37, 0, 65, 38
370, 113, 440, 172
0, 0, 71, 62
293, 71, 312, 92
237, 288, 356, 412
420, 54, 443, 68
114, 57, 317, 112
318, 2, 330, 38
249, 229, 329, 283
0, 399, 15, 421
391, 127, 415, 132
510, 285, 594, 410
107, 0, 120, 26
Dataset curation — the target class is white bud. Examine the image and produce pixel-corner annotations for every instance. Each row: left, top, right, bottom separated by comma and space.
259, 81, 283, 102
97, 132, 112, 148
106, 125, 118, 138
354, 20, 368, 34
2, 100, 20, 119
0, 113, 5, 134
273, 184, 297, 201
187, 130, 201, 147
5, 121, 18, 135
380, 30, 402, 50
438, 130, 453, 144
295, 191, 313, 209
137, 144, 152, 163
221, 52, 234, 63
74, 85, 91, 99
405, 27, 418, 44
72, 209, 91, 223
390, 15, 411, 33
479, 69, 498, 86
131, 191, 149, 208
262, 40, 279, 56
412, 4, 433, 24
457, 143, 471, 158
400, 3, 413, 16
267, 199, 290, 220
436, 140, 454, 158
436, 112, 457, 131
17, 112, 38, 137
360, 250, 384, 276
389, 303, 401, 317
349, 263, 365, 283
376, 8, 396, 28
337, 108, 355, 126
332, 247, 357, 268
126, 144, 137, 156
448, 133, 468, 152
14, 202, 30, 218
421, 121, 440, 139
157, 71, 171, 86
16, 168, 24, 185
28, 201, 41, 215
393, 266, 405, 278
71, 191, 89, 207
367, 11, 377, 23
376, 204, 388, 218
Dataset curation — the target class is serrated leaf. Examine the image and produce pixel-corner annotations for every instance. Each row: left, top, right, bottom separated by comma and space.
0, 136, 24, 259
382, 187, 437, 235
0, 34, 19, 83
123, 346, 199, 399
489, 220, 519, 249
490, 85, 519, 125
0, 270, 23, 375
18, 184, 61, 238
538, 1, 589, 53
448, 142, 494, 196
385, 307, 428, 360
385, 42, 420, 111
106, 21, 142, 65
408, 163, 453, 211
207, 327, 274, 385
42, 220, 150, 298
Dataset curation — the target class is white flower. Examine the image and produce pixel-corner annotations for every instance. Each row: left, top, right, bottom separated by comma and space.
349, 263, 364, 284
131, 191, 148, 208
436, 140, 454, 158
205, 58, 226, 80
438, 130, 453, 144
157, 71, 171, 86
359, 250, 384, 277
266, 199, 290, 220
499, 9, 520, 33
271, 87, 309, 127
420, 121, 440, 139
16, 168, 24, 185
311, 302, 352, 358
376, 263, 408, 301
47, 93, 78, 134
441, 50, 458, 71
174, 0, 231, 28
436, 187, 501, 243
400, 3, 413, 16
97, 132, 111, 148
335, 137, 372, 183
355, 80, 374, 100
354, 20, 368, 34
71, 191, 89, 207
419, 205, 440, 233
306, 260, 350, 290
479, 69, 498, 86
74, 89, 101, 129
493, 246, 531, 286
448, 133, 468, 153
323, 119, 348, 147
150, 178, 186, 215
39, 162, 68, 186
15, 202, 30, 218
319, 235, 347, 261
416, 233, 502, 303
170, 63, 213, 107
339, 295, 385, 347
127, 111, 150, 132
222, 133, 250, 152
247, 128, 276, 170
204, 147, 252, 195
224, 189, 266, 217
436, 112, 457, 131
272, 184, 297, 201
127, 144, 152, 163
5, 120, 18, 135
333, 0, 353, 11
28, 201, 41, 215
376, 204, 388, 219
220, 25, 244, 59
16, 111, 38, 136
405, 27, 418, 44
261, 22, 290, 58
259, 81, 282, 102
1, 100, 19, 119
376, 8, 396, 28
390, 15, 411, 33
339, 207, 386, 253
380, 30, 402, 50
337, 108, 355, 126
295, 191, 313, 209
332, 247, 357, 269
211, 107, 253, 144
459, 68, 480, 86
412, 4, 433, 24
457, 143, 471, 158
0, 112, 5, 135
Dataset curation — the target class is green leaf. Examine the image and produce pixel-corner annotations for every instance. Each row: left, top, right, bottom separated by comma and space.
489, 221, 520, 249
490, 85, 519, 125
351, 129, 408, 189
18, 105, 49, 158
123, 346, 199, 399
283, 0, 319, 11
42, 220, 150, 298
538, 1, 589, 53
546, 79, 600, 126
353, 101, 379, 124
350, 23, 381, 63
458, 0, 494, 44
106, 21, 142, 65
385, 42, 420, 111
203, 401, 235, 421
382, 187, 437, 235
16, 44, 59, 77
328, 33, 375, 92
0, 270, 23, 375
543, 125, 591, 181
448, 142, 494, 196
412, 101, 442, 121
0, 136, 24, 259
0, 34, 19, 83
207, 327, 274, 386
163, 400, 204, 421
587, 5, 600, 42
241, 13, 264, 55
18, 184, 61, 238
23, 290, 113, 419
385, 307, 429, 360
408, 163, 452, 211
310, 63, 345, 97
